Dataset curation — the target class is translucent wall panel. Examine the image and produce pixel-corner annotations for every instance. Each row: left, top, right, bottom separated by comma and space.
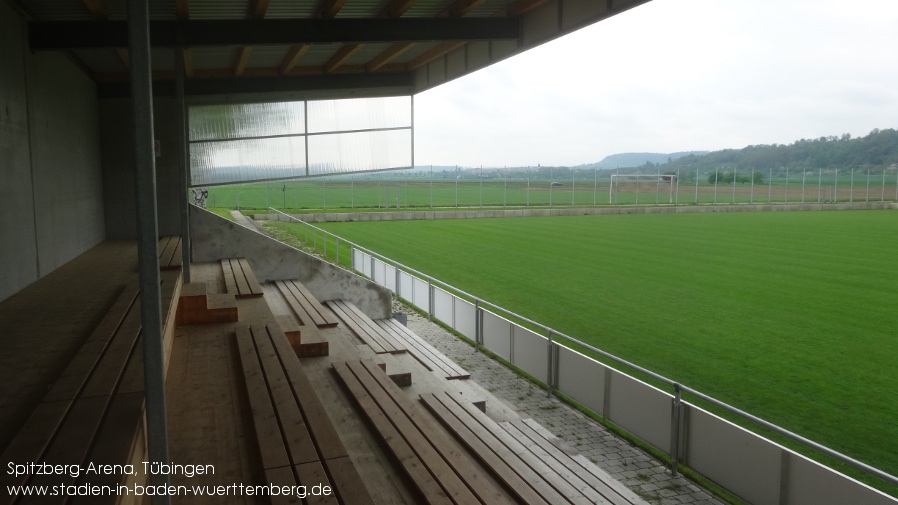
308, 129, 412, 175
190, 136, 307, 186
189, 102, 305, 141
188, 96, 412, 186
307, 96, 411, 133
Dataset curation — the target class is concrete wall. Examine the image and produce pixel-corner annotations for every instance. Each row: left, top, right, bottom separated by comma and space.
100, 96, 183, 239
190, 206, 392, 319
0, 3, 105, 303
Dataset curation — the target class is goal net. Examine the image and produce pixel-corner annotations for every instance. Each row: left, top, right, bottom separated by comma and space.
609, 174, 677, 205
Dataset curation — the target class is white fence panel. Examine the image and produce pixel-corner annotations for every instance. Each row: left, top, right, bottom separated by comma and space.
482, 309, 512, 361
785, 451, 896, 505
433, 287, 454, 325
511, 325, 548, 383
384, 264, 397, 292
372, 258, 386, 285
556, 346, 607, 418
454, 298, 477, 341
399, 271, 414, 301
684, 405, 784, 505
412, 277, 429, 312
607, 370, 672, 454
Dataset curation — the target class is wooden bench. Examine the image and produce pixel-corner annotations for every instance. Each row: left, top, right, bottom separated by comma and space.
221, 257, 264, 298
158, 235, 183, 270
500, 418, 647, 505
420, 391, 647, 505
0, 272, 181, 505
376, 318, 470, 380
275, 280, 339, 328
326, 300, 406, 354
333, 359, 514, 505
235, 323, 374, 505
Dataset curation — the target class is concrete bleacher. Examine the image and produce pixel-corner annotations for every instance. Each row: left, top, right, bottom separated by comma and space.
0, 226, 650, 505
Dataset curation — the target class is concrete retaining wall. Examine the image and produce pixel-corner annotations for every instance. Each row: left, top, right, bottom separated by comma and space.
273, 201, 895, 223
0, 2, 105, 303
190, 206, 392, 319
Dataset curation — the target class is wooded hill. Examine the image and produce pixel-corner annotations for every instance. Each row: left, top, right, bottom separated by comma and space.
613, 128, 898, 176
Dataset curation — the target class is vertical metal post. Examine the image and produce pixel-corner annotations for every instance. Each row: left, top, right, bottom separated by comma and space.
128, 1, 171, 503
801, 169, 806, 203
335, 237, 340, 266
594, 169, 597, 206
174, 48, 191, 283
833, 168, 839, 203
732, 168, 736, 204
694, 169, 699, 204
750, 169, 755, 204
866, 168, 870, 202
546, 331, 554, 397
850, 168, 854, 202
427, 277, 433, 321
474, 299, 481, 352
671, 384, 682, 477
784, 166, 789, 203
818, 168, 823, 203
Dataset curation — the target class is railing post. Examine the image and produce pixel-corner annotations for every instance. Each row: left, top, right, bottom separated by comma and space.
370, 255, 375, 280
395, 264, 401, 297
428, 277, 434, 321
335, 237, 340, 266
350, 246, 355, 271
474, 299, 481, 353
671, 383, 682, 477
546, 331, 554, 397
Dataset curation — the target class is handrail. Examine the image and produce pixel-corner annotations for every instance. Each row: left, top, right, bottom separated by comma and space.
267, 207, 898, 488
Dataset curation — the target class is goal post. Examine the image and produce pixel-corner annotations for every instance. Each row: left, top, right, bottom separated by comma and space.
609, 173, 677, 205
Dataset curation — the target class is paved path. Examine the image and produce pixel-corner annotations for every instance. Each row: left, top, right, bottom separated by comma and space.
398, 303, 729, 505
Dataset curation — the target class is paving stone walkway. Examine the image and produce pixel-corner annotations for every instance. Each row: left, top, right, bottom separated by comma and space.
397, 303, 729, 505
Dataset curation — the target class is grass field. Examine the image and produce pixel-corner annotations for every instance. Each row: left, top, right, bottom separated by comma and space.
307, 210, 898, 492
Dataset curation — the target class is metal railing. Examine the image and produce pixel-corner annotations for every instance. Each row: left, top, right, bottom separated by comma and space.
267, 207, 898, 500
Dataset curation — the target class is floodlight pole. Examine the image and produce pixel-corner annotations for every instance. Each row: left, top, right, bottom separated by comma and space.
129, 0, 171, 503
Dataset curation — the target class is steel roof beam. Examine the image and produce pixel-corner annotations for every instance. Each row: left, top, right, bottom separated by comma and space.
30, 18, 521, 50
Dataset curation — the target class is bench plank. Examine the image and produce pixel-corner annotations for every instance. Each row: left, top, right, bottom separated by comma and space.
282, 280, 338, 328
238, 258, 265, 296
295, 461, 339, 505
322, 456, 375, 505
221, 258, 239, 296
226, 258, 252, 297
235, 326, 292, 471
444, 394, 594, 505
332, 361, 454, 505
43, 284, 139, 402
504, 419, 642, 505
71, 392, 146, 505
376, 319, 470, 380
326, 300, 404, 354
250, 324, 319, 466
267, 324, 347, 461
347, 361, 478, 505
266, 466, 302, 505
351, 360, 513, 505
421, 392, 555, 505
24, 396, 111, 493
80, 299, 142, 399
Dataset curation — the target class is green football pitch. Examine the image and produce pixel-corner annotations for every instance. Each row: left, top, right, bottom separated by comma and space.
310, 210, 898, 489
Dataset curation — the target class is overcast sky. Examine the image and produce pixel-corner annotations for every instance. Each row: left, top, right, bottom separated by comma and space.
413, 0, 898, 167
